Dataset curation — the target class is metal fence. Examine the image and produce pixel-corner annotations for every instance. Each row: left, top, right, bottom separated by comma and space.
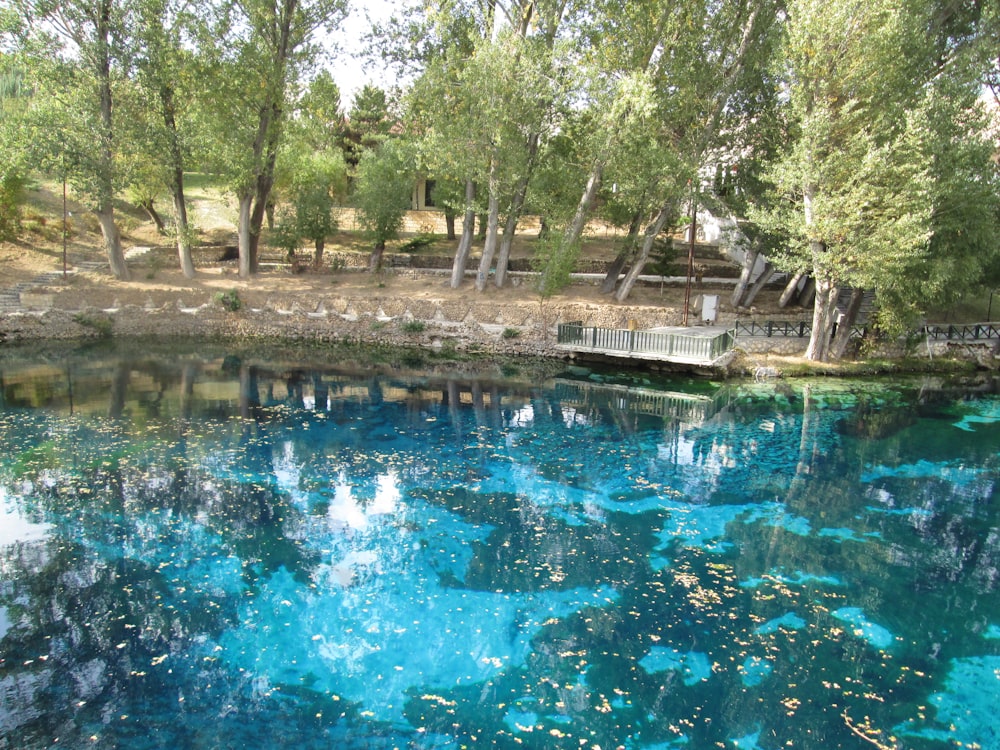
922, 323, 1000, 342
733, 321, 869, 339
557, 322, 736, 363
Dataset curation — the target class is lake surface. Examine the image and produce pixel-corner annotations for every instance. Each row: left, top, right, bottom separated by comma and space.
1, 344, 999, 749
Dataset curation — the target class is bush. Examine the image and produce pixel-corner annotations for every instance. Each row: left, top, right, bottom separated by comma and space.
502, 327, 521, 339
214, 289, 242, 312
72, 313, 113, 338
0, 170, 24, 242
398, 234, 436, 253
401, 320, 426, 333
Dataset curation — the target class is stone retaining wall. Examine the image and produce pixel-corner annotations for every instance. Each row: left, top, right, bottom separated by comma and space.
24, 289, 1000, 369
1, 290, 810, 362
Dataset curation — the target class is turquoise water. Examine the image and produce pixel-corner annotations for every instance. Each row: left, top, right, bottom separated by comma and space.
1, 346, 999, 749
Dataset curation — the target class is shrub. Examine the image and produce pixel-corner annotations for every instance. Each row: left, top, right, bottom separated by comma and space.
0, 170, 25, 241
214, 289, 242, 312
399, 234, 436, 253
502, 327, 521, 339
72, 313, 113, 338
401, 320, 426, 333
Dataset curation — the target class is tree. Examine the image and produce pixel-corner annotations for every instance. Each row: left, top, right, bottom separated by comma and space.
130, 0, 203, 278
869, 61, 1000, 339
0, 59, 28, 240
342, 84, 392, 171
298, 69, 345, 151
353, 139, 415, 271
608, 0, 783, 302
210, 0, 348, 279
8, 0, 134, 279
289, 148, 348, 268
755, 0, 998, 361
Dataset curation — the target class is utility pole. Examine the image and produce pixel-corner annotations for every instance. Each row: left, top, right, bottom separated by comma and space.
62, 164, 68, 279
682, 197, 697, 326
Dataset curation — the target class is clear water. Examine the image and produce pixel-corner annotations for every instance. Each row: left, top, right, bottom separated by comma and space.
1, 344, 999, 750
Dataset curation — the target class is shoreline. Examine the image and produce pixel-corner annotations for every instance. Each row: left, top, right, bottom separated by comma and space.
2, 298, 995, 380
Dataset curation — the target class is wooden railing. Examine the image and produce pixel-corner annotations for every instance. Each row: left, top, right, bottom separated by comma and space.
557, 322, 736, 363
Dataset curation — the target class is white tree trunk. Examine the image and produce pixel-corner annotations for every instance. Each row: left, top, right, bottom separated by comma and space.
475, 161, 501, 292
805, 275, 839, 361
613, 200, 675, 302
238, 194, 253, 279
779, 271, 805, 307
96, 206, 130, 281
731, 244, 760, 307
172, 189, 195, 279
450, 180, 477, 288
743, 262, 775, 307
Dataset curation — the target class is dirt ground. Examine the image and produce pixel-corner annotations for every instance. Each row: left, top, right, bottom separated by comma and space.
1, 185, 795, 319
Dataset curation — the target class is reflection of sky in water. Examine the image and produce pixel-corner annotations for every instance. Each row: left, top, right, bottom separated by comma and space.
0, 486, 53, 546
2, 364, 1000, 749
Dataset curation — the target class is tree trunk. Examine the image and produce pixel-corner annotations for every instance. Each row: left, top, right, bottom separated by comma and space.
238, 193, 254, 279
600, 209, 643, 294
540, 162, 603, 292
731, 244, 760, 307
95, 0, 128, 281
450, 180, 476, 288
140, 199, 166, 233
171, 185, 195, 279
805, 276, 839, 361
313, 236, 325, 269
495, 211, 518, 289
494, 132, 540, 288
799, 276, 816, 308
779, 271, 805, 308
562, 163, 603, 251
600, 251, 631, 295
743, 261, 775, 307
369, 239, 386, 272
475, 160, 501, 292
445, 209, 457, 240
829, 288, 866, 360
96, 206, 130, 281
613, 200, 675, 302
159, 84, 195, 279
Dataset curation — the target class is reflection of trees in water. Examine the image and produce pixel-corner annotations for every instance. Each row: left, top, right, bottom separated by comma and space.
4, 361, 1000, 747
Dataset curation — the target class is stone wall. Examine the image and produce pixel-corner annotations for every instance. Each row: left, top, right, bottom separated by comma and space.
14, 288, 998, 370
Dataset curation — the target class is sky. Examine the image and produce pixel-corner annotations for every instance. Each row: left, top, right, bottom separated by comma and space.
326, 0, 416, 107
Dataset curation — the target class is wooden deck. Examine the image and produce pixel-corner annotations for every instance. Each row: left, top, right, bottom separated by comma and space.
556, 322, 737, 367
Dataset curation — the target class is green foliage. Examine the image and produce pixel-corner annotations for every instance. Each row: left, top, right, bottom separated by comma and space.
353, 139, 416, 251
534, 234, 579, 298
292, 150, 346, 244
342, 85, 392, 169
214, 289, 242, 312
401, 320, 426, 333
269, 209, 302, 258
72, 313, 113, 338
398, 234, 436, 253
297, 71, 345, 151
0, 168, 24, 241
502, 327, 521, 339
647, 238, 679, 278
